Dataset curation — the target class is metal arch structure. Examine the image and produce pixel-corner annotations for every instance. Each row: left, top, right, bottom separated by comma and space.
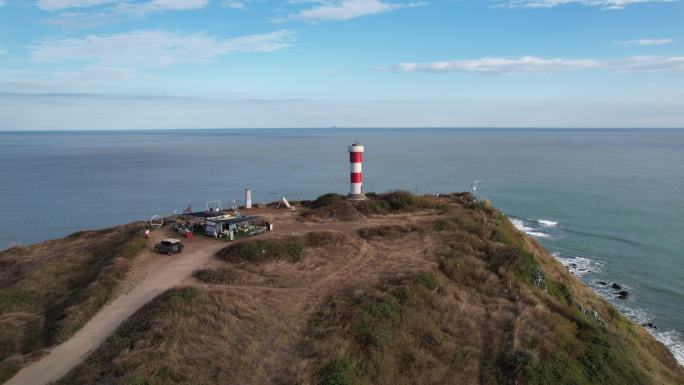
149, 214, 164, 229
206, 200, 222, 212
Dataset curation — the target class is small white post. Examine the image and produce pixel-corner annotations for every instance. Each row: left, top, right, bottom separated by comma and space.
245, 188, 252, 209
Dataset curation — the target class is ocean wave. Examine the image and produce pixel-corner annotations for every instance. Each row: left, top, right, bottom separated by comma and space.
536, 219, 558, 227
511, 218, 533, 232
511, 218, 551, 238
552, 253, 604, 276
526, 231, 551, 238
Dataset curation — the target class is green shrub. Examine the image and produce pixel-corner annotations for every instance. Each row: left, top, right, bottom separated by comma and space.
174, 287, 197, 302
547, 280, 573, 306
356, 224, 417, 239
308, 193, 346, 209
320, 359, 358, 385
217, 239, 304, 264
354, 298, 401, 348
416, 273, 437, 291
192, 268, 238, 285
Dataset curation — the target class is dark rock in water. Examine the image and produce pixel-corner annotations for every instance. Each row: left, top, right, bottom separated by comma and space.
570, 263, 577, 268
642, 322, 658, 330
598, 281, 608, 285
617, 290, 629, 299
612, 283, 622, 290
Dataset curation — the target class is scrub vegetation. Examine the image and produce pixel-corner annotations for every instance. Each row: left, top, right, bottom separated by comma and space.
216, 238, 305, 264
27, 192, 683, 385
0, 222, 148, 383
302, 190, 448, 221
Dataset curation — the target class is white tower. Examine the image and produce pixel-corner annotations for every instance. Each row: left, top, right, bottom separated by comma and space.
347, 142, 367, 201
245, 188, 252, 209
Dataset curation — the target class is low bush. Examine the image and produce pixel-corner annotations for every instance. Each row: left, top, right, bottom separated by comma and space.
217, 238, 304, 264
192, 268, 239, 285
320, 359, 358, 385
354, 298, 402, 348
415, 273, 438, 291
356, 224, 418, 240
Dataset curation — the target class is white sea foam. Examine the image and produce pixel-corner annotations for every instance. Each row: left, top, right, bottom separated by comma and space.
551, 253, 604, 276
536, 219, 558, 227
581, 269, 684, 366
653, 330, 684, 366
511, 218, 533, 232
511, 218, 551, 238
526, 231, 551, 238
596, 289, 684, 366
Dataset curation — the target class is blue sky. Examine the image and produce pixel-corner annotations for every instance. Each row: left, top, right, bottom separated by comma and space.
0, 0, 683, 129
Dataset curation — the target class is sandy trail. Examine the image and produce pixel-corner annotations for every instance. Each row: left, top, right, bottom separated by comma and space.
3, 238, 227, 385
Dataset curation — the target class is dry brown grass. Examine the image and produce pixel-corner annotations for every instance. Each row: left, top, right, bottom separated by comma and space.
42, 193, 683, 385
0, 222, 148, 382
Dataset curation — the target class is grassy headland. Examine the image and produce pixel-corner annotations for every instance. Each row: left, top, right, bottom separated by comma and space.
7, 192, 683, 385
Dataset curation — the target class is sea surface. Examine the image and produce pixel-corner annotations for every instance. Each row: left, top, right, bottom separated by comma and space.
1, 128, 682, 364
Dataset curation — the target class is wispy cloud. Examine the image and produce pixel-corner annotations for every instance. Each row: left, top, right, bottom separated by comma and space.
115, 0, 210, 15
279, 0, 426, 22
39, 0, 212, 27
618, 38, 674, 46
222, 0, 246, 10
37, 0, 117, 10
37, 0, 209, 11
30, 30, 295, 67
389, 55, 684, 74
499, 0, 677, 10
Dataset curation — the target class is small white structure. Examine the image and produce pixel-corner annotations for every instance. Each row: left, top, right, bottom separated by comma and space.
245, 188, 253, 209
281, 197, 295, 211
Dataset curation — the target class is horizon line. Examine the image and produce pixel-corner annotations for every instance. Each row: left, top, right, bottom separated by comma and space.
2, 127, 684, 133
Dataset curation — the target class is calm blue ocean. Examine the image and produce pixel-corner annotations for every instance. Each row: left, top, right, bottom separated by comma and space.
1, 128, 682, 363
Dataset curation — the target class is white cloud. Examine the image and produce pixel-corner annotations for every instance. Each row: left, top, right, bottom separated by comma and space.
222, 0, 246, 10
37, 0, 117, 10
390, 55, 684, 74
37, 0, 210, 13
115, 0, 210, 15
281, 0, 426, 22
618, 55, 684, 72
41, 1, 215, 28
393, 56, 605, 74
618, 38, 674, 46
500, 0, 677, 10
30, 30, 295, 67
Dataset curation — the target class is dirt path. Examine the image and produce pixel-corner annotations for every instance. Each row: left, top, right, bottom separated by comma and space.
3, 238, 227, 385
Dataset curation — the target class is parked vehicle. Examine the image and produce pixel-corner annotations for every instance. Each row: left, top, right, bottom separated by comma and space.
154, 238, 184, 255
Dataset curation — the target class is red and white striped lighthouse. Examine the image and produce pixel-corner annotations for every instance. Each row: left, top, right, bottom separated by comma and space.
347, 142, 367, 200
